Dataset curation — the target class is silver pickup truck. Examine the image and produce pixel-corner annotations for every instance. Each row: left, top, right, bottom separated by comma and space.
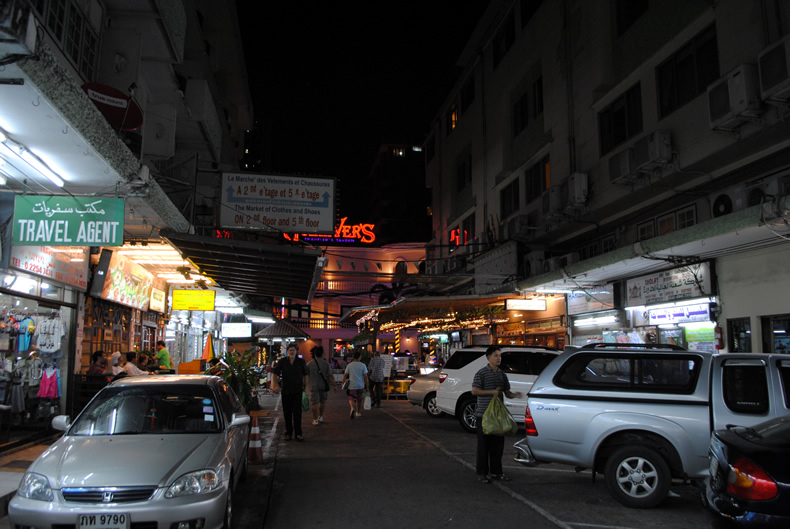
514, 344, 790, 508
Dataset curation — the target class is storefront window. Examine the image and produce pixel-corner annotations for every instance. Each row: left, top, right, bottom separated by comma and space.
727, 317, 751, 352
761, 315, 789, 354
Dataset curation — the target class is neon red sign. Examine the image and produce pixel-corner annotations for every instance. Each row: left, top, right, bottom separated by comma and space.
284, 217, 376, 244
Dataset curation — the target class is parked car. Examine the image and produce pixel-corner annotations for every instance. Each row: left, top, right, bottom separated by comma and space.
436, 345, 561, 432
704, 414, 790, 525
9, 375, 250, 529
514, 343, 790, 509
407, 370, 445, 417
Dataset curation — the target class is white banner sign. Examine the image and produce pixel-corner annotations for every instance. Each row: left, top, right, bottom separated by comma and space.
626, 263, 711, 306
567, 286, 615, 315
219, 173, 335, 233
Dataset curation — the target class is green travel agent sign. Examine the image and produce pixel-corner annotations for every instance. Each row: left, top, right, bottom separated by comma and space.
13, 195, 125, 246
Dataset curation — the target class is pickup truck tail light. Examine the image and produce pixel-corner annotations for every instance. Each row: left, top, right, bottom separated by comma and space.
524, 406, 538, 436
438, 372, 447, 383
726, 456, 778, 501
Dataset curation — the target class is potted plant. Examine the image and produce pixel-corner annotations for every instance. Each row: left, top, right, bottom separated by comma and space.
206, 348, 259, 410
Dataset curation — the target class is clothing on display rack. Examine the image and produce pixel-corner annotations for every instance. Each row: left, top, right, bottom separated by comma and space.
15, 317, 35, 352
10, 369, 25, 414
37, 366, 60, 399
35, 315, 67, 358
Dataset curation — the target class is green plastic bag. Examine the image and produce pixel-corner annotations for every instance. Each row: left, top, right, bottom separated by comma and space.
302, 392, 310, 411
482, 393, 518, 436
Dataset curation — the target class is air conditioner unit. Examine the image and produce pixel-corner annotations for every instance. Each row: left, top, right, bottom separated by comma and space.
745, 175, 790, 206
758, 35, 790, 102
559, 252, 580, 268
524, 250, 544, 277
609, 148, 637, 184
542, 187, 562, 218
711, 185, 747, 218
567, 172, 588, 206
542, 257, 562, 274
708, 64, 762, 130
633, 130, 672, 171
0, 0, 37, 57
142, 105, 177, 159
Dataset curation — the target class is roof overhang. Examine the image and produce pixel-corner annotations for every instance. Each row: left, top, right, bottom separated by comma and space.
161, 231, 323, 301
513, 199, 790, 293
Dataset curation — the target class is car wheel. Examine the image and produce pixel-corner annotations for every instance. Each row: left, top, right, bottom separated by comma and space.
457, 396, 477, 433
604, 445, 671, 508
222, 484, 233, 529
424, 392, 443, 417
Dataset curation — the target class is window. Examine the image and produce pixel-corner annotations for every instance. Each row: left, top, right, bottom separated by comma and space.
676, 205, 696, 229
601, 235, 616, 253
446, 103, 459, 134
521, 0, 544, 28
529, 352, 557, 375
615, 0, 648, 37
444, 350, 486, 369
461, 75, 475, 114
722, 362, 769, 414
657, 25, 719, 118
657, 213, 675, 235
555, 353, 700, 394
727, 318, 752, 352
579, 241, 600, 260
599, 83, 643, 155
462, 214, 476, 246
493, 11, 516, 69
500, 178, 520, 219
456, 148, 472, 191
638, 220, 655, 241
762, 315, 790, 354
513, 76, 543, 137
525, 156, 550, 203
37, 0, 99, 80
778, 361, 790, 407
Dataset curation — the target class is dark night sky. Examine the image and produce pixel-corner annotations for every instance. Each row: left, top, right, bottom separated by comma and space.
238, 1, 490, 205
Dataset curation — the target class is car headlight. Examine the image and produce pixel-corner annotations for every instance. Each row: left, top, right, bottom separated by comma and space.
17, 472, 54, 502
165, 470, 220, 498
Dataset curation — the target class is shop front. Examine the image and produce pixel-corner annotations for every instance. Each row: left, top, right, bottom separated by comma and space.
0, 263, 81, 448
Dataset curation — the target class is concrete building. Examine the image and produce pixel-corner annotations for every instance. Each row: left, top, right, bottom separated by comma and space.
424, 0, 790, 353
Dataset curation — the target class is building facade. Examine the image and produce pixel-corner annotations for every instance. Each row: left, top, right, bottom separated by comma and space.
424, 0, 790, 353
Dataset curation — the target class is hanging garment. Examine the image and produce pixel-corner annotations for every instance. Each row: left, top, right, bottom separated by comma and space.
10, 370, 25, 414
16, 317, 35, 352
37, 368, 59, 399
35, 317, 67, 357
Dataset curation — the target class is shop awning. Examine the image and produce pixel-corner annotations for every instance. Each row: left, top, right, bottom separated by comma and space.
254, 318, 310, 339
161, 231, 324, 301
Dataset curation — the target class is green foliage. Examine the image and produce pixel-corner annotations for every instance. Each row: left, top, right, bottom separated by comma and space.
206, 348, 258, 410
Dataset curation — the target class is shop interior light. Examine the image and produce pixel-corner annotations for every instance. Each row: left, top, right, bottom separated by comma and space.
678, 321, 716, 329
18, 147, 65, 187
574, 315, 617, 327
536, 288, 574, 294
246, 315, 275, 323
626, 296, 716, 312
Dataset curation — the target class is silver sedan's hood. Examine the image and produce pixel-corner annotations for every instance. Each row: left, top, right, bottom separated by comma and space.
31, 434, 222, 489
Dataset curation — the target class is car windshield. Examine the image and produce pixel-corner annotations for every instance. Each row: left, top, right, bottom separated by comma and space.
70, 384, 222, 436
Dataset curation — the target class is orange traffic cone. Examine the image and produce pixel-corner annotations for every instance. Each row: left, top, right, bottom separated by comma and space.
248, 415, 263, 464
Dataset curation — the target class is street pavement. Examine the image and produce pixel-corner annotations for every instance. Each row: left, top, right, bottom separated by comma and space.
0, 389, 726, 529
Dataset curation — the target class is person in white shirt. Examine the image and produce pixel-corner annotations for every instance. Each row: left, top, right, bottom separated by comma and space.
122, 352, 149, 376
111, 352, 123, 376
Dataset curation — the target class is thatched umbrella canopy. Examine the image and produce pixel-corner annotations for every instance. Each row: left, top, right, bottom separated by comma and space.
254, 318, 310, 339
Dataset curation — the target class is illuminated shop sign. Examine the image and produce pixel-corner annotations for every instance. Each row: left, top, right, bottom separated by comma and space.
12, 196, 124, 246
172, 289, 216, 311
626, 264, 712, 306
505, 299, 547, 311
221, 322, 252, 338
283, 217, 376, 244
648, 304, 710, 325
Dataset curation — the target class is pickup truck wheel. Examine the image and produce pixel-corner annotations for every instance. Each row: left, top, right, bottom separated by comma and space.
604, 445, 671, 508
424, 392, 443, 417
457, 396, 477, 433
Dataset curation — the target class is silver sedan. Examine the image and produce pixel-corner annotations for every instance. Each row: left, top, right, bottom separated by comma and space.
406, 370, 445, 417
9, 375, 250, 529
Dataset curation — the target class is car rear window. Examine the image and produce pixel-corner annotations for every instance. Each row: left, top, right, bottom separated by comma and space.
444, 350, 485, 370
778, 360, 790, 408
722, 361, 769, 414
554, 353, 701, 394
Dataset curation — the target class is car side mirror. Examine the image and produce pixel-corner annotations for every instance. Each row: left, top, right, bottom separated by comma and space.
231, 413, 250, 427
51, 415, 71, 431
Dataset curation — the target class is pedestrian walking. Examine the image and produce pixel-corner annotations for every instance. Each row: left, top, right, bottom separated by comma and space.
341, 351, 368, 419
272, 343, 308, 441
307, 345, 336, 425
367, 350, 386, 407
471, 345, 522, 483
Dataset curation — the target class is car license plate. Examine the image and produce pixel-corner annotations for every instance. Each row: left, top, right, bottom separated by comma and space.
709, 456, 719, 480
78, 513, 129, 529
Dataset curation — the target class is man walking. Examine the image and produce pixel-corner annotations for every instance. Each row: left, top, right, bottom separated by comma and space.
367, 350, 386, 408
272, 343, 308, 441
307, 345, 336, 425
341, 351, 368, 419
